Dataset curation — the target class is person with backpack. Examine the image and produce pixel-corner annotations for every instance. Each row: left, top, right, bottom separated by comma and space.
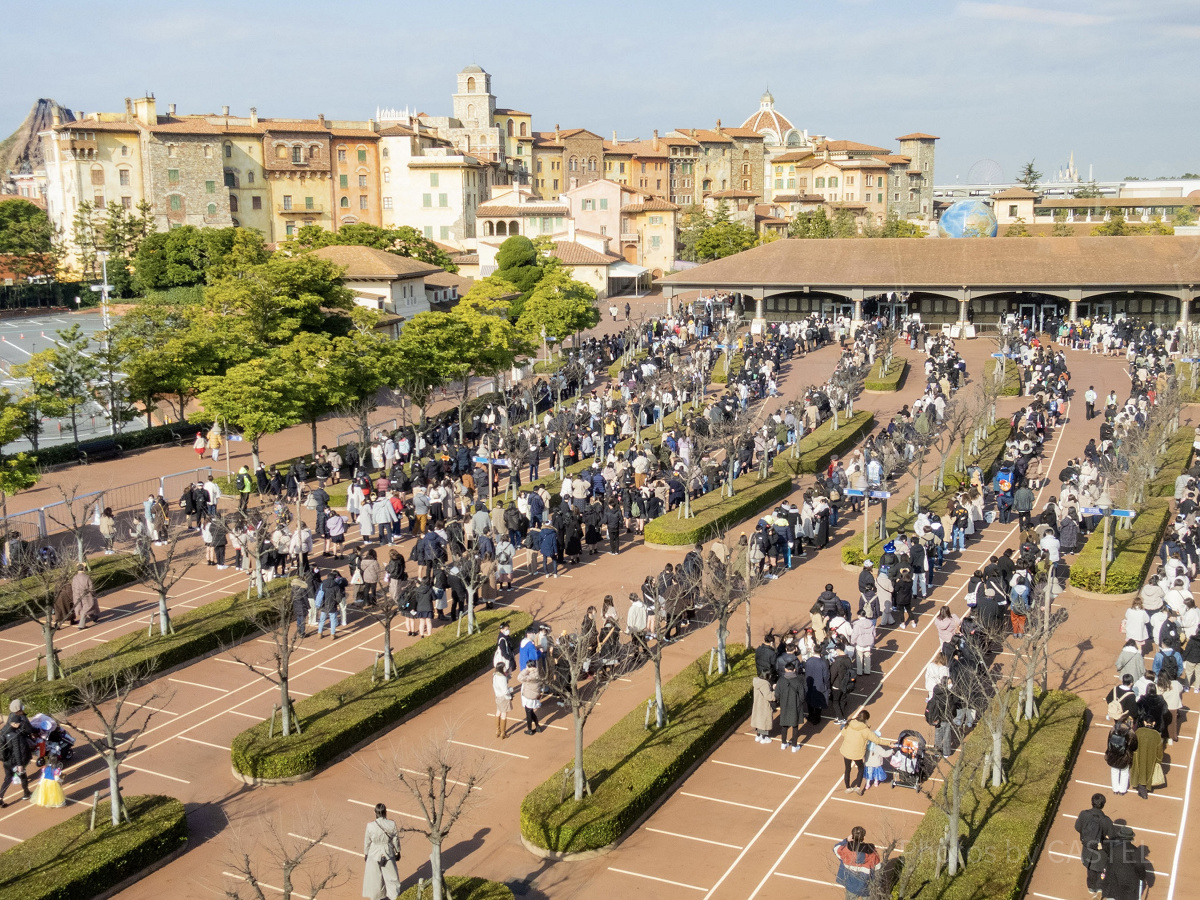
1105, 721, 1138, 795
909, 539, 928, 598
927, 675, 961, 758
1009, 570, 1031, 636
1074, 793, 1114, 895
1153, 644, 1183, 681
235, 465, 253, 512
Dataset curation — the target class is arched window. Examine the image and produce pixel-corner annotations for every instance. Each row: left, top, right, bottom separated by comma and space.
702, 178, 712, 192
510, 220, 518, 234
507, 119, 514, 137
291, 146, 303, 164
743, 149, 750, 159
309, 145, 320, 159
340, 196, 349, 208
224, 142, 232, 159
519, 122, 527, 137
589, 157, 597, 172
829, 176, 839, 188
247, 170, 255, 183
467, 76, 476, 92
230, 195, 238, 212
742, 179, 749, 190
496, 221, 507, 236
485, 221, 494, 236
207, 202, 217, 216
742, 163, 749, 174
382, 147, 389, 158
569, 157, 578, 172
467, 103, 475, 120
275, 144, 288, 159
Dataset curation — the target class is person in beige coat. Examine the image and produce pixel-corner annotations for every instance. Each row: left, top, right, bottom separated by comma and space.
70, 565, 99, 629
362, 802, 400, 899
751, 674, 775, 742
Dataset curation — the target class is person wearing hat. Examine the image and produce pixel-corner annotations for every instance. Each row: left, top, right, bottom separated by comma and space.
0, 700, 35, 807
857, 560, 875, 594
1100, 823, 1147, 900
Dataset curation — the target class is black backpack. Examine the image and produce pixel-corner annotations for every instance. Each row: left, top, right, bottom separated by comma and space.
236, 473, 248, 491
1107, 730, 1128, 755
924, 698, 938, 725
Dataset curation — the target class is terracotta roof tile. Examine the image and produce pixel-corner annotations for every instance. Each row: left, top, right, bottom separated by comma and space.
710, 190, 759, 199
991, 187, 1039, 199
771, 151, 815, 163
621, 198, 680, 212
478, 205, 569, 217
815, 140, 890, 154
309, 245, 442, 279
552, 241, 621, 266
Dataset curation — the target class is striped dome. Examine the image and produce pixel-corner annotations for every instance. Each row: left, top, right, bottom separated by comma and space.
742, 90, 796, 145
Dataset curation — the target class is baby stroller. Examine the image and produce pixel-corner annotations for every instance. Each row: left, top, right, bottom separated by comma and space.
886, 729, 932, 791
29, 713, 75, 768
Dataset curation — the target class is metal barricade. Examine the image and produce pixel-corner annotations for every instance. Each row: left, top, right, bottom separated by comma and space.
1, 509, 44, 542
97, 477, 161, 517
160, 467, 213, 504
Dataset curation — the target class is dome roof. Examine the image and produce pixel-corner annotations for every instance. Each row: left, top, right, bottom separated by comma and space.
742, 90, 795, 141
460, 64, 485, 74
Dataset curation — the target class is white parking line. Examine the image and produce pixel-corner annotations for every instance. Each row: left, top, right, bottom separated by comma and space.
447, 739, 528, 759
645, 828, 743, 850
127, 764, 190, 784
1074, 778, 1182, 800
286, 833, 359, 857
710, 760, 802, 779
168, 677, 229, 691
831, 795, 924, 814
679, 792, 772, 812
775, 872, 837, 887
607, 868, 707, 892
1060, 813, 1176, 837
179, 735, 230, 751
347, 799, 424, 821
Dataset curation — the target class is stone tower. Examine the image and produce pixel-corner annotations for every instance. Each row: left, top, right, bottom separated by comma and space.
453, 65, 494, 128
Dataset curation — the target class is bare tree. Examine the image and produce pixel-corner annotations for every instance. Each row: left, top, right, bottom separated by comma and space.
14, 550, 72, 682
448, 547, 490, 636
541, 608, 634, 801
636, 580, 691, 729
681, 549, 751, 675
1008, 578, 1069, 721
134, 526, 195, 636
360, 580, 405, 681
231, 577, 306, 736
64, 664, 172, 826
223, 805, 345, 900
45, 481, 100, 564
336, 396, 380, 472
929, 742, 982, 878
370, 735, 490, 900
906, 408, 938, 515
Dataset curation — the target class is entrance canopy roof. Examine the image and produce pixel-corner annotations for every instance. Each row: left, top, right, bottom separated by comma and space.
609, 261, 649, 278
659, 236, 1200, 297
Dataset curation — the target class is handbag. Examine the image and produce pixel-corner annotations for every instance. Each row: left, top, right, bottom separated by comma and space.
304, 493, 318, 510
350, 569, 364, 585
1152, 762, 1167, 788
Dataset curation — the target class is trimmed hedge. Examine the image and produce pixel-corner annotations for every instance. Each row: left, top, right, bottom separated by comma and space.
841, 421, 1011, 567
1147, 425, 1195, 498
643, 472, 794, 547
0, 553, 139, 628
712, 351, 743, 384
1068, 499, 1171, 594
0, 794, 187, 900
774, 410, 874, 477
983, 357, 1022, 397
231, 609, 532, 780
399, 878, 514, 900
0, 581, 288, 716
608, 350, 647, 380
520, 647, 754, 853
897, 691, 1086, 900
29, 421, 208, 467
532, 356, 567, 375
863, 356, 906, 392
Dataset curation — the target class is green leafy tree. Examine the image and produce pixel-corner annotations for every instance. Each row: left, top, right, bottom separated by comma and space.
72, 200, 102, 281
696, 219, 759, 259
493, 235, 545, 319
196, 358, 304, 469
90, 331, 139, 435
677, 204, 710, 262
880, 209, 924, 238
288, 222, 457, 272
0, 389, 40, 528
1174, 206, 1198, 227
1004, 217, 1033, 237
789, 207, 835, 239
832, 208, 859, 238
517, 271, 599, 349
1051, 210, 1074, 237
112, 303, 221, 424
0, 198, 59, 279
12, 324, 97, 446
131, 225, 250, 293
1091, 213, 1133, 236
1016, 160, 1043, 190
1072, 180, 1103, 199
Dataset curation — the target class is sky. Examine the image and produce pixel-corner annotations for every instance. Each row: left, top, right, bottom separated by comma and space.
3, 0, 1197, 185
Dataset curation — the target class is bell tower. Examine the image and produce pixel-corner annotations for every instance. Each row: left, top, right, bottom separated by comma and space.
453, 65, 494, 127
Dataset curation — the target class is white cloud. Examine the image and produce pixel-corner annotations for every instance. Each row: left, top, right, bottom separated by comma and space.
955, 2, 1116, 26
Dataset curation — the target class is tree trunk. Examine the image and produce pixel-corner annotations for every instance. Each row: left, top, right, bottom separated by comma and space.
383, 619, 394, 680
430, 842, 444, 900
911, 458, 923, 514
42, 616, 57, 681
70, 407, 79, 446
991, 726, 1004, 787
157, 588, 171, 636
653, 656, 665, 728
107, 754, 122, 826
574, 711, 586, 801
1024, 669, 1038, 720
310, 419, 319, 460
466, 585, 477, 635
251, 437, 262, 473
716, 620, 728, 674
946, 763, 963, 876
280, 672, 292, 736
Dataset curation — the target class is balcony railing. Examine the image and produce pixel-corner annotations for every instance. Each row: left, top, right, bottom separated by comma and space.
278, 204, 323, 215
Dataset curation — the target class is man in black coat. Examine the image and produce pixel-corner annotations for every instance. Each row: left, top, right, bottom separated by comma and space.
774, 662, 806, 750
828, 645, 855, 725
1074, 793, 1113, 897
0, 700, 36, 806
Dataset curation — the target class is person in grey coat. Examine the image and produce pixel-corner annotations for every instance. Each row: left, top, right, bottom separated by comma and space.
362, 802, 400, 899
1115, 640, 1146, 684
751, 673, 775, 743
805, 653, 831, 725
774, 663, 807, 750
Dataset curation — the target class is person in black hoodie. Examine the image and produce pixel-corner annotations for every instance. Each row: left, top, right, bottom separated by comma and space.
0, 701, 36, 806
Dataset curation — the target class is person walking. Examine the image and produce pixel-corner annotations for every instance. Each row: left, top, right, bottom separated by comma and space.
1074, 793, 1113, 898
0, 700, 35, 807
316, 570, 344, 639
236, 465, 253, 512
70, 563, 99, 629
774, 661, 806, 751
493, 663, 513, 739
1084, 385, 1097, 421
1130, 715, 1164, 799
840, 710, 889, 795
1105, 719, 1137, 795
1100, 824, 1148, 900
361, 802, 401, 900
832, 826, 881, 900
518, 659, 543, 734
291, 576, 311, 638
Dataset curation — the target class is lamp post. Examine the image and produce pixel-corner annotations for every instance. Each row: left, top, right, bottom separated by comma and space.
1098, 487, 1114, 587
87, 252, 116, 435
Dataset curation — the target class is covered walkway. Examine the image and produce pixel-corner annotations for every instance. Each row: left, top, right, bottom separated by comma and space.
659, 235, 1200, 326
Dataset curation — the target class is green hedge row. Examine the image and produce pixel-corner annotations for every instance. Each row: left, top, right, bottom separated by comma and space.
532, 356, 567, 375
863, 356, 906, 392
520, 647, 754, 853
0, 794, 187, 900
399, 878, 514, 900
1147, 425, 1195, 498
712, 351, 744, 384
608, 350, 648, 380
897, 691, 1086, 900
1068, 499, 1172, 594
643, 472, 794, 546
0, 581, 288, 716
841, 421, 1011, 567
983, 357, 1022, 397
29, 421, 208, 467
774, 410, 874, 477
0, 553, 140, 629
231, 609, 533, 780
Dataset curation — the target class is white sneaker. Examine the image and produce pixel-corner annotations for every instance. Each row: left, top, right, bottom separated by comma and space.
791, 743, 800, 753
781, 741, 789, 750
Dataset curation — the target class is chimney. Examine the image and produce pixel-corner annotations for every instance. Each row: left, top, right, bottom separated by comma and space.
124, 98, 133, 119
715, 118, 722, 134
250, 107, 258, 127
168, 103, 176, 116
221, 105, 230, 116
690, 128, 697, 138
369, 118, 377, 133
612, 130, 617, 142
318, 114, 326, 128
567, 218, 576, 241
653, 129, 659, 151
554, 123, 560, 142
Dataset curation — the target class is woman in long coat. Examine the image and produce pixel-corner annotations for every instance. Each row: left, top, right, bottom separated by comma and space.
71, 564, 99, 628
362, 802, 401, 899
805, 653, 831, 724
1129, 719, 1164, 799
751, 673, 775, 742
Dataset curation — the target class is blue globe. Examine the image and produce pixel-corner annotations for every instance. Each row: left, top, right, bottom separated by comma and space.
938, 200, 998, 238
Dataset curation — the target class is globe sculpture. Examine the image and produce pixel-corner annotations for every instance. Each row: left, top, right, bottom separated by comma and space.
937, 200, 998, 238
